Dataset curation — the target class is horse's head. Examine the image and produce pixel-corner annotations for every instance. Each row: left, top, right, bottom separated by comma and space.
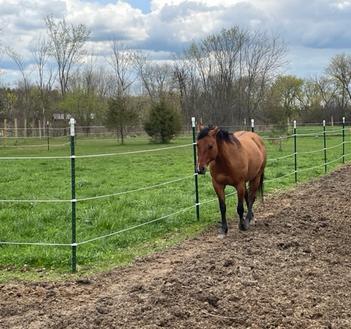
196, 126, 219, 175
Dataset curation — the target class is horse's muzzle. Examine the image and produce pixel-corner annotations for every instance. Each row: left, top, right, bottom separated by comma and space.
197, 166, 207, 175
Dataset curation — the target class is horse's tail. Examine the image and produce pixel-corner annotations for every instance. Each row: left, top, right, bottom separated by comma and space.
258, 170, 264, 203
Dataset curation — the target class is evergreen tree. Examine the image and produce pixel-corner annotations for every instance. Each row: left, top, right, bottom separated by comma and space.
144, 100, 182, 143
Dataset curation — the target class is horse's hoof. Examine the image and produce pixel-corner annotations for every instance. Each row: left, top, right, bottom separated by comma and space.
218, 227, 228, 236
239, 220, 249, 231
217, 233, 226, 239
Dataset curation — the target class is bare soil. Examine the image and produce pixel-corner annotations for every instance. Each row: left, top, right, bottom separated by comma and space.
1, 165, 351, 329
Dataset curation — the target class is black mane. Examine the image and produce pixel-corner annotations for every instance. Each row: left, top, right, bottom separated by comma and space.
197, 126, 240, 145
217, 129, 236, 143
197, 126, 212, 140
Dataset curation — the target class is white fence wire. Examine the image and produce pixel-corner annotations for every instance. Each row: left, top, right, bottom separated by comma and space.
0, 122, 349, 250
0, 175, 194, 204
0, 143, 192, 161
78, 205, 196, 246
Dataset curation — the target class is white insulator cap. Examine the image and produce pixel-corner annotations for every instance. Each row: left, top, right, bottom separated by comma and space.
70, 118, 76, 137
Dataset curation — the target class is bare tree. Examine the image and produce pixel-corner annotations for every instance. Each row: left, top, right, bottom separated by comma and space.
68, 52, 110, 98
5, 48, 32, 124
174, 27, 286, 126
136, 55, 175, 101
326, 54, 351, 102
64, 54, 109, 127
243, 31, 286, 121
45, 15, 90, 96
31, 35, 56, 123
314, 76, 338, 119
326, 54, 351, 118
174, 60, 191, 123
108, 40, 137, 97
6, 48, 30, 90
105, 40, 139, 143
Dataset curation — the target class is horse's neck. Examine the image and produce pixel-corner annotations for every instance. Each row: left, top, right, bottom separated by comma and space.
216, 141, 240, 167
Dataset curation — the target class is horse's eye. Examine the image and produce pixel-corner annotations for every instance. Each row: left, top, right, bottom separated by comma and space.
208, 144, 213, 150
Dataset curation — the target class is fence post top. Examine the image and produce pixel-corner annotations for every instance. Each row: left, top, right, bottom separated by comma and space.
70, 118, 76, 137
343, 117, 345, 123
191, 117, 196, 127
293, 120, 296, 129
323, 120, 326, 126
251, 119, 254, 127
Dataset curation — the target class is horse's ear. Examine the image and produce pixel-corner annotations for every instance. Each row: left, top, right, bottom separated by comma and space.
208, 126, 219, 137
197, 120, 204, 132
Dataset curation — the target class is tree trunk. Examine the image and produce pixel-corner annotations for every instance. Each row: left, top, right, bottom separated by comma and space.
120, 124, 124, 145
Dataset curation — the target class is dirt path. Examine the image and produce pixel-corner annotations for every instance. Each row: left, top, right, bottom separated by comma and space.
1, 166, 351, 329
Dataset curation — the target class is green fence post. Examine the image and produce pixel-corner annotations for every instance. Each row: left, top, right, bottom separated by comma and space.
191, 117, 200, 220
69, 118, 77, 272
293, 120, 297, 183
251, 119, 255, 132
323, 120, 327, 174
342, 117, 345, 164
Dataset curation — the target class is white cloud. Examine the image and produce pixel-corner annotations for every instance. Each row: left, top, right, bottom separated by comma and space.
66, 0, 147, 42
142, 0, 269, 53
1, 0, 351, 85
150, 0, 263, 11
333, 0, 351, 9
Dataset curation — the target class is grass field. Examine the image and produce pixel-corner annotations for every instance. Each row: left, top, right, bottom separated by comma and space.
0, 124, 350, 282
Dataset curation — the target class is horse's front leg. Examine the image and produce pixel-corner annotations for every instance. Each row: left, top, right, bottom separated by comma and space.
237, 182, 249, 231
212, 180, 228, 235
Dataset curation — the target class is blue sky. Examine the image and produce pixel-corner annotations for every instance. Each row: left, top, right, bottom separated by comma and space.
1, 0, 351, 85
85, 0, 151, 13
124, 0, 151, 13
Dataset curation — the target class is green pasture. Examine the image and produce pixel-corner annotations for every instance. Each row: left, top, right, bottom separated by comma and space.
0, 124, 350, 282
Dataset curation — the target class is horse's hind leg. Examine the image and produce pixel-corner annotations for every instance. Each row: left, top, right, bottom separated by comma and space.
246, 175, 260, 223
245, 188, 249, 210
237, 182, 249, 231
213, 180, 228, 235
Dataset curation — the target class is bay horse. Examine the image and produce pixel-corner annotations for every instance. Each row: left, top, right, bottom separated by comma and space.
197, 126, 266, 235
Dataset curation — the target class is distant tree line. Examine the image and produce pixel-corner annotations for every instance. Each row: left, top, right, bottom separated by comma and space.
1, 19, 351, 143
